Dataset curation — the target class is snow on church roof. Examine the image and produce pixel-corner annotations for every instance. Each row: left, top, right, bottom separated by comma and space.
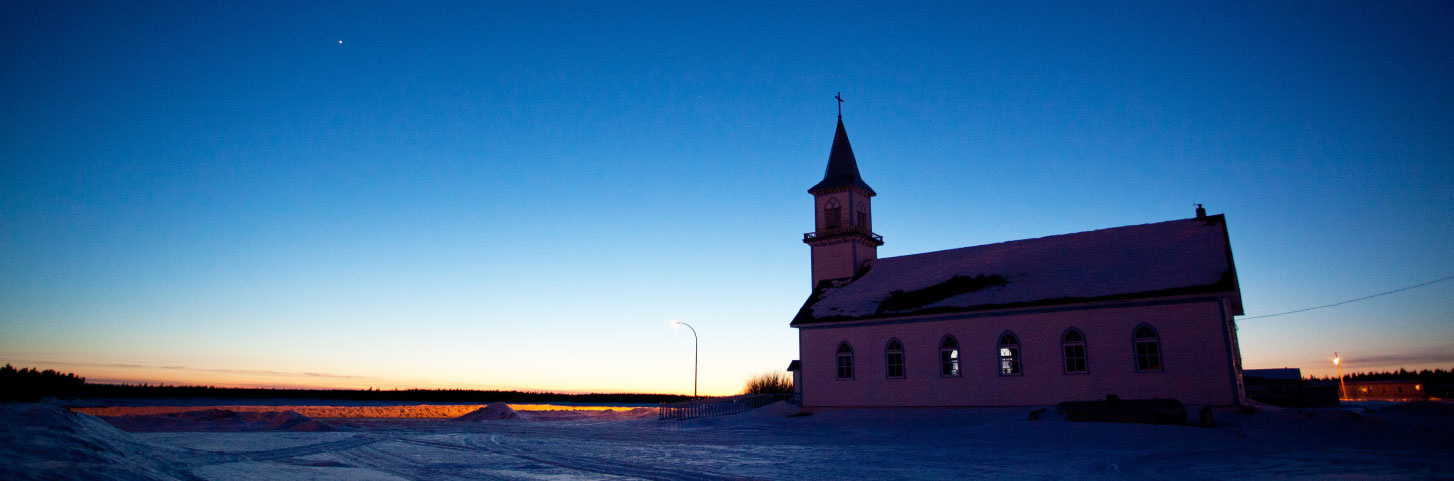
791, 215, 1242, 326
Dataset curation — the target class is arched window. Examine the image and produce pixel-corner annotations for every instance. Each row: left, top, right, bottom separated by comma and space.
824, 198, 842, 230
836, 342, 854, 379
885, 339, 905, 379
856, 204, 867, 228
939, 336, 960, 377
998, 332, 1021, 376
1133, 324, 1162, 372
1062, 328, 1087, 374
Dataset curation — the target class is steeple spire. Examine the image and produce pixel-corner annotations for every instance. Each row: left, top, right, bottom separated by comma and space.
808, 114, 876, 196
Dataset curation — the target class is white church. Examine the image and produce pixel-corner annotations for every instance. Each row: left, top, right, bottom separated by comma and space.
787, 113, 1247, 408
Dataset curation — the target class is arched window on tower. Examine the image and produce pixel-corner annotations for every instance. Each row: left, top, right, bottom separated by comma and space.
998, 332, 1022, 376
1062, 328, 1088, 374
856, 204, 867, 230
939, 336, 960, 377
824, 198, 842, 230
885, 339, 905, 379
1133, 325, 1162, 372
836, 342, 854, 379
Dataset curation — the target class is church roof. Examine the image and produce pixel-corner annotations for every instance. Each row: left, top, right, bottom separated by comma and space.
808, 118, 877, 196
791, 215, 1242, 326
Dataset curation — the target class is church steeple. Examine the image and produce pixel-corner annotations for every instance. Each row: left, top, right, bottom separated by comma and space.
808, 117, 877, 196
803, 100, 883, 287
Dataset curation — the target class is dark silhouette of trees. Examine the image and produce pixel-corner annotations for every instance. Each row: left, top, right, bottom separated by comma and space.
1, 364, 87, 401
1307, 367, 1452, 382
0, 364, 690, 404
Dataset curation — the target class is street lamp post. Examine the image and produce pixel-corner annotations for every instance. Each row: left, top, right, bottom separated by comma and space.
1334, 352, 1346, 401
673, 320, 698, 398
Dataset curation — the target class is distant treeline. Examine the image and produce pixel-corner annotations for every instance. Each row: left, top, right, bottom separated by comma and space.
1, 365, 690, 404
1307, 367, 1454, 398
1, 364, 87, 401
1307, 367, 1454, 383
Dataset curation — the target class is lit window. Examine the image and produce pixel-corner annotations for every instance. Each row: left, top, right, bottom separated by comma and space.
825, 198, 842, 230
1062, 328, 1087, 374
939, 336, 960, 377
885, 339, 905, 379
998, 332, 1021, 376
836, 342, 854, 379
1133, 325, 1162, 372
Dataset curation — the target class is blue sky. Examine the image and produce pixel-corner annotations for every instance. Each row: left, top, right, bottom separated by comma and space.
2, 1, 1451, 393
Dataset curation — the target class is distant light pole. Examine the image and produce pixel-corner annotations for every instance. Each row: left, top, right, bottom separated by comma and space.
673, 320, 698, 398
1334, 353, 1346, 400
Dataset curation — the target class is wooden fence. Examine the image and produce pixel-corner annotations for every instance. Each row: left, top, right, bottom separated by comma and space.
657, 393, 792, 421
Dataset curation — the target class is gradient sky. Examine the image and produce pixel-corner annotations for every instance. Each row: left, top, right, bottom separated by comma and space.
3, 1, 1451, 395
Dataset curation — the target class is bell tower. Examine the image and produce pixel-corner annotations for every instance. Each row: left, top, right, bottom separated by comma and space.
803, 101, 883, 287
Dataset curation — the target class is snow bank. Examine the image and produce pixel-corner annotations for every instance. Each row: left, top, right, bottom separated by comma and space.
78, 404, 486, 419
454, 403, 658, 422
1376, 401, 1454, 416
457, 402, 519, 421
11, 400, 1446, 480
746, 400, 802, 418
592, 407, 657, 420
100, 409, 335, 432
0, 403, 182, 481
518, 406, 658, 422
76, 403, 644, 419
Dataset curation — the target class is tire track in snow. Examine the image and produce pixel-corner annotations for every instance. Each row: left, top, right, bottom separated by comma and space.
326, 439, 484, 481
1119, 446, 1452, 479
207, 435, 504, 480
189, 434, 389, 464
463, 434, 757, 481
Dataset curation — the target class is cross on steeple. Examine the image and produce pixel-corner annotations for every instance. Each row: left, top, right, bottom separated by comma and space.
835, 92, 844, 118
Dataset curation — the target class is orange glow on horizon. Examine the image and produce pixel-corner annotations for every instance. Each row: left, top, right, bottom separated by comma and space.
35, 362, 740, 397
73, 403, 647, 419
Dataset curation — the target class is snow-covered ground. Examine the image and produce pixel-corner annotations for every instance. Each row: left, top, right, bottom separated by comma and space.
4, 400, 1452, 480
75, 403, 642, 419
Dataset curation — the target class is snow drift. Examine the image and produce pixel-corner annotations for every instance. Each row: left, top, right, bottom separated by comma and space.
457, 401, 519, 421
99, 409, 335, 432
0, 403, 184, 481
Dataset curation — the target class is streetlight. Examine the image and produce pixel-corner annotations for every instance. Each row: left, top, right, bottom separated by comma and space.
1334, 353, 1346, 401
672, 320, 698, 398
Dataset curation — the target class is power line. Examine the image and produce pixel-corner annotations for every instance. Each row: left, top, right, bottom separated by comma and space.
1241, 274, 1454, 320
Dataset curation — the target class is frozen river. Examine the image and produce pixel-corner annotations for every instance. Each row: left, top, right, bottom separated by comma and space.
4, 401, 1452, 480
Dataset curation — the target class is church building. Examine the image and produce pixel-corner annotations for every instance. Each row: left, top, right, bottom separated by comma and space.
789, 114, 1247, 408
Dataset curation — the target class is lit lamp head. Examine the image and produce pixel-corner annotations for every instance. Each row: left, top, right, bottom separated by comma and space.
671, 320, 681, 328
1333, 356, 1340, 366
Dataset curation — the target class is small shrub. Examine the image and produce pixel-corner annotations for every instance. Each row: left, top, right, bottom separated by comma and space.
743, 371, 793, 395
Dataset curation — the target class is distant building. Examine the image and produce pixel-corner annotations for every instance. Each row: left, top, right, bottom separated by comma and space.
1244, 368, 1339, 407
1345, 380, 1428, 400
1244, 368, 1302, 381
788, 115, 1247, 408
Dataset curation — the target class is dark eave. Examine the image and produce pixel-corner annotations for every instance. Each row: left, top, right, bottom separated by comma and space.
791, 273, 1238, 327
